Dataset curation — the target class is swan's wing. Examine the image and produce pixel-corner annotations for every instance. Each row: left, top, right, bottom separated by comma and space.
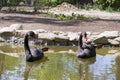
82, 43, 95, 49
83, 43, 96, 55
30, 47, 43, 57
77, 43, 96, 58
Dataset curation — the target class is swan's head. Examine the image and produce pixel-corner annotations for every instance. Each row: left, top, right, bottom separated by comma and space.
81, 32, 87, 43
27, 31, 38, 39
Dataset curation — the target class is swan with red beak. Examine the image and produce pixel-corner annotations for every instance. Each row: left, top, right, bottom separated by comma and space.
77, 32, 96, 58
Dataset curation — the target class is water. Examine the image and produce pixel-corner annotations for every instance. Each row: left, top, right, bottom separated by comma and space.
0, 43, 120, 80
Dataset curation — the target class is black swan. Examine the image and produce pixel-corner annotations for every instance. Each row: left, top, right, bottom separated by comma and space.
77, 32, 102, 58
24, 31, 48, 62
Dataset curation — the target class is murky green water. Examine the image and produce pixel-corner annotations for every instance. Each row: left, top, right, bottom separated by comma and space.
0, 43, 120, 80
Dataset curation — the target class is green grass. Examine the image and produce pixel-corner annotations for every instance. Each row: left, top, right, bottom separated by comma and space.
48, 12, 91, 21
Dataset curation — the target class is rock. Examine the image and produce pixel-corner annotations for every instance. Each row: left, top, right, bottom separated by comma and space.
49, 2, 79, 16
108, 50, 119, 54
36, 29, 47, 33
92, 32, 100, 35
93, 36, 109, 44
88, 35, 97, 42
54, 32, 68, 41
68, 49, 76, 54
0, 37, 5, 42
1, 7, 9, 12
38, 32, 56, 40
10, 36, 22, 43
55, 33, 68, 41
0, 24, 23, 36
108, 39, 119, 46
0, 32, 14, 36
0, 27, 120, 46
16, 30, 31, 37
98, 31, 119, 38
0, 24, 23, 32
86, 32, 92, 37
9, 24, 23, 31
114, 52, 120, 56
67, 32, 79, 41
19, 2, 25, 6
0, 27, 10, 32
114, 37, 120, 42
53, 31, 65, 35
119, 32, 120, 36
85, 32, 93, 42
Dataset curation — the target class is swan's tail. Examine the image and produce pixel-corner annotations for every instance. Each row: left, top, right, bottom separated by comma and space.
95, 44, 103, 49
42, 47, 49, 52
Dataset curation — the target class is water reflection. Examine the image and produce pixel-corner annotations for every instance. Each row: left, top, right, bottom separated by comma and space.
91, 55, 115, 80
24, 57, 49, 80
0, 43, 120, 80
0, 53, 19, 80
77, 57, 96, 80
115, 55, 120, 80
77, 54, 116, 80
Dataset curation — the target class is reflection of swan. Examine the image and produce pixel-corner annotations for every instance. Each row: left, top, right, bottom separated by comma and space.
24, 57, 48, 80
24, 31, 48, 62
78, 57, 96, 80
77, 32, 96, 58
78, 57, 96, 65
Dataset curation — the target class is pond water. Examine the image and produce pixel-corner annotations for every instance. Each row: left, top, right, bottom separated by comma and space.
0, 43, 120, 80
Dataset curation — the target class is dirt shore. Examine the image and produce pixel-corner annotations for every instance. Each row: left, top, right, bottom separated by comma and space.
0, 13, 120, 32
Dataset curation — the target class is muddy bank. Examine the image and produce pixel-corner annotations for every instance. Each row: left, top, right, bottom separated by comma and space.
0, 12, 120, 32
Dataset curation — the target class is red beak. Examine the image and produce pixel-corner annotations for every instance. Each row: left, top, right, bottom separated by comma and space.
83, 35, 87, 42
33, 34, 38, 39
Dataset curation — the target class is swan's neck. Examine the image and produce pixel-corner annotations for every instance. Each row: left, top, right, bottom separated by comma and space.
78, 34, 83, 47
24, 34, 30, 52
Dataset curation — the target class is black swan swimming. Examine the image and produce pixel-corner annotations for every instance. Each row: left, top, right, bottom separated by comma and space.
77, 32, 102, 58
24, 31, 48, 62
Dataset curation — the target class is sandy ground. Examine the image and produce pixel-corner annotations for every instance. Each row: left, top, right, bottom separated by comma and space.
0, 12, 120, 32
